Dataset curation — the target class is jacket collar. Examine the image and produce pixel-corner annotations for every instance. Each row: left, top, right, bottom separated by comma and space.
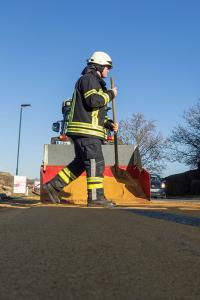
81, 66, 106, 89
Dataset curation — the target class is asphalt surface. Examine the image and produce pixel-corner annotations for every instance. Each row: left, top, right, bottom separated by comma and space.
0, 204, 200, 300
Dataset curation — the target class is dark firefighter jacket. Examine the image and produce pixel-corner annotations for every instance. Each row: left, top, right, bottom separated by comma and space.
66, 66, 115, 140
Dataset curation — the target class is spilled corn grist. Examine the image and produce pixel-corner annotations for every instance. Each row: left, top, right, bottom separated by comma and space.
40, 144, 150, 205
55, 172, 147, 205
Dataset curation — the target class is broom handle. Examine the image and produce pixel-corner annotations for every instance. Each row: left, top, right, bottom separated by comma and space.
110, 77, 119, 170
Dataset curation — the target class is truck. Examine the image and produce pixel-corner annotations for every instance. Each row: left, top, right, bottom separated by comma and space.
51, 99, 73, 145
40, 99, 151, 205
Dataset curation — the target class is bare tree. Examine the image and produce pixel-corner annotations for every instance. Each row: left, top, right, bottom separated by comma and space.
118, 113, 167, 173
168, 99, 200, 168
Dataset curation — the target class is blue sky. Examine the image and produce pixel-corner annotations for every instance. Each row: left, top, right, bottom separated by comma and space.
0, 0, 199, 178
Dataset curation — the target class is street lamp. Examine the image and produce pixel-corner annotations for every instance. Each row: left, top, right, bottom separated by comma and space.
16, 104, 31, 175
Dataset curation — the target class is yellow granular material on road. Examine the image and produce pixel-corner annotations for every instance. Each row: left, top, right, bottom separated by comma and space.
60, 175, 148, 205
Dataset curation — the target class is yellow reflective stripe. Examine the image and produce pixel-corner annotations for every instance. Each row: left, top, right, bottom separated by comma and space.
84, 89, 97, 98
67, 121, 106, 137
87, 177, 103, 183
67, 127, 105, 138
98, 90, 110, 105
67, 126, 104, 134
84, 89, 110, 105
58, 170, 71, 184
91, 108, 99, 127
68, 121, 103, 131
67, 127, 102, 134
103, 116, 109, 125
87, 183, 103, 190
63, 167, 76, 180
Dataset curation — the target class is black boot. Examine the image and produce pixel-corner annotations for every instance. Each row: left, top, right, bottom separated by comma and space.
88, 197, 115, 208
43, 175, 65, 204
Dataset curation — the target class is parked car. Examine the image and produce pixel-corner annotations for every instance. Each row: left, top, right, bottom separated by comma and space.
0, 193, 8, 200
150, 174, 166, 198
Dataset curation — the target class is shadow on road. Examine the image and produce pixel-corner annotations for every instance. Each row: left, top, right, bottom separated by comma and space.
0, 196, 40, 208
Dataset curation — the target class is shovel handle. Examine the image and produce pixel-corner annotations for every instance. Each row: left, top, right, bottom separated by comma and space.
110, 78, 117, 125
110, 77, 119, 170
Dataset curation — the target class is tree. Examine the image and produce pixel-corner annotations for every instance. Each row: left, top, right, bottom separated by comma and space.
118, 113, 167, 174
168, 99, 200, 168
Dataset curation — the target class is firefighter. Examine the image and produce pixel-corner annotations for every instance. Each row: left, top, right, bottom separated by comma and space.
44, 51, 118, 207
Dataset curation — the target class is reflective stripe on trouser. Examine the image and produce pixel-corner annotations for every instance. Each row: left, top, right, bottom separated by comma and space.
50, 152, 85, 192
58, 167, 77, 184
86, 159, 105, 201
87, 175, 104, 201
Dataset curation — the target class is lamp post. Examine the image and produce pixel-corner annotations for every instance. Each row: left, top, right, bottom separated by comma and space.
16, 104, 31, 175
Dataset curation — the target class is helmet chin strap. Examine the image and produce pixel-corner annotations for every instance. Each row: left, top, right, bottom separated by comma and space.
96, 70, 102, 78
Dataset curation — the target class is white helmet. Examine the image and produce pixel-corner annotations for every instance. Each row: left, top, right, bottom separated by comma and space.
87, 51, 113, 68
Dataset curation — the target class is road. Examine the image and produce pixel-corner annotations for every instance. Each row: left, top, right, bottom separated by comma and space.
0, 202, 200, 299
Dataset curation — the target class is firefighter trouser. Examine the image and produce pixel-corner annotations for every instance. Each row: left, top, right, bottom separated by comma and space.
51, 137, 105, 201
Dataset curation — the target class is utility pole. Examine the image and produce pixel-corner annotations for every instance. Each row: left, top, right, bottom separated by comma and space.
16, 104, 31, 175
